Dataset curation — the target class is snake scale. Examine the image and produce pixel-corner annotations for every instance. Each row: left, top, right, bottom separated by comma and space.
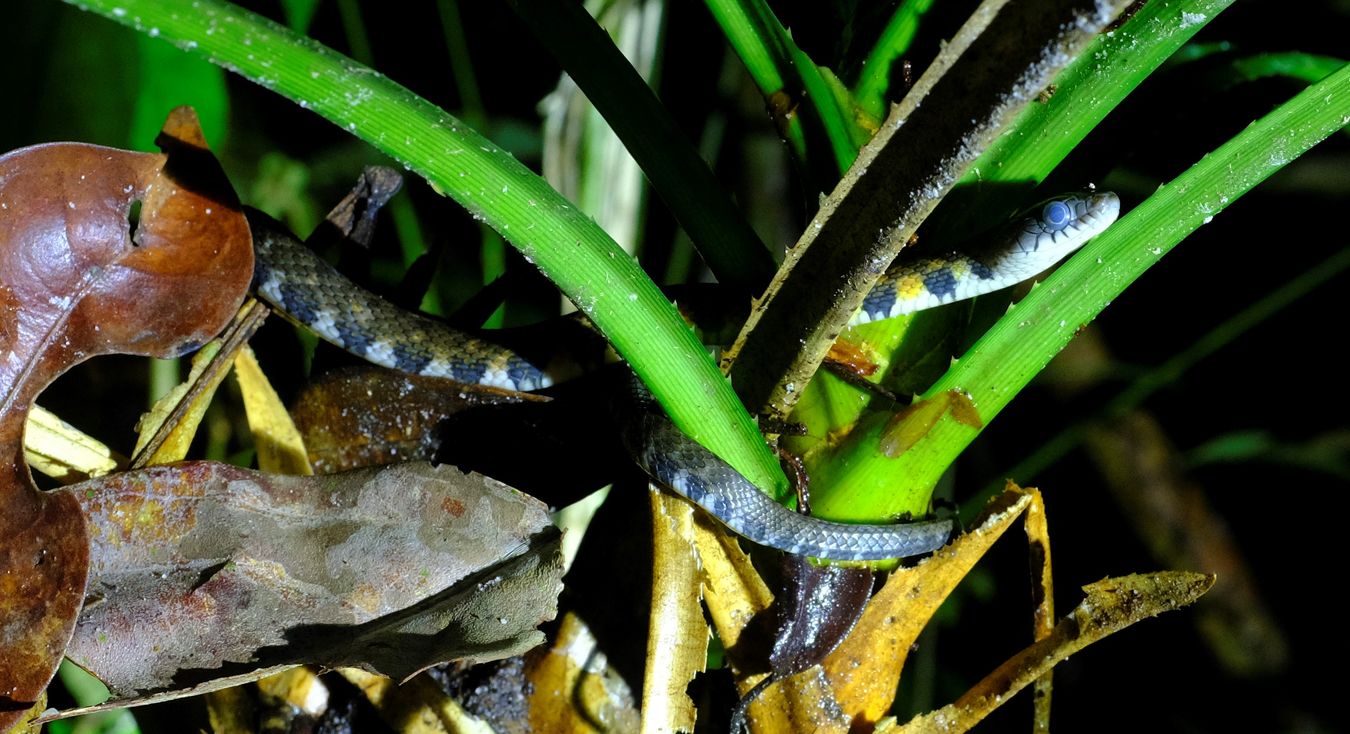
250, 191, 1120, 561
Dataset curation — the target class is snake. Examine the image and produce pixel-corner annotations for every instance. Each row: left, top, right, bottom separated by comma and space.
248, 190, 1120, 561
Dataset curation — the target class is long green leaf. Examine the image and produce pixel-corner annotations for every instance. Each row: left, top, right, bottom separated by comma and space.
70, 0, 787, 496
812, 60, 1350, 518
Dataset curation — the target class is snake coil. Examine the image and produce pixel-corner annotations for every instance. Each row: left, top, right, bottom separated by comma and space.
249, 191, 1120, 561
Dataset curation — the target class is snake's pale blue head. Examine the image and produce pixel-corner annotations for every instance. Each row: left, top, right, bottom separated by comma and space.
1015, 191, 1120, 259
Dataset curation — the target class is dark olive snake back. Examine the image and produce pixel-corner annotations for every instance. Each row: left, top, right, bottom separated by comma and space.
251, 215, 553, 391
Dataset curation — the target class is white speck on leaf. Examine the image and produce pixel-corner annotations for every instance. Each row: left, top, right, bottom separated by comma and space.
1179, 12, 1206, 29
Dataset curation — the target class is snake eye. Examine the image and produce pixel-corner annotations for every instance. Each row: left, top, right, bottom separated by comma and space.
1042, 200, 1072, 230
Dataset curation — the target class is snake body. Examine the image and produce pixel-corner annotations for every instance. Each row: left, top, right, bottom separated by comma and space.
252, 218, 555, 391
616, 374, 954, 561
248, 191, 1119, 561
853, 191, 1120, 324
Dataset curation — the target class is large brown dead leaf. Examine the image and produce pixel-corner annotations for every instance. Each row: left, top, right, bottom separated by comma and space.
59, 461, 561, 699
0, 108, 252, 729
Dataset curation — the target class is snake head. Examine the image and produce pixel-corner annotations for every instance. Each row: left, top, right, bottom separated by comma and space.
1016, 191, 1120, 257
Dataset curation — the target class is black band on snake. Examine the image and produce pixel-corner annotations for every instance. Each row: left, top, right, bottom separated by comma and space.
246, 191, 1120, 561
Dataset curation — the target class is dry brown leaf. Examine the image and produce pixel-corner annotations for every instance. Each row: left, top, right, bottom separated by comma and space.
52, 461, 560, 703
0, 107, 252, 730
290, 366, 543, 474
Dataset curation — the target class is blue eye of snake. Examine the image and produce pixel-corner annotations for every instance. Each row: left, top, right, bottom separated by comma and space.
1042, 200, 1072, 230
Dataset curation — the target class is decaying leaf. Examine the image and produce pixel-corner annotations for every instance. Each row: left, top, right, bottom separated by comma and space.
339, 667, 489, 734
729, 557, 874, 733
291, 366, 544, 474
690, 513, 850, 734
642, 486, 707, 733
24, 405, 122, 482
56, 460, 560, 700
768, 559, 872, 679
519, 613, 640, 733
823, 488, 1036, 725
0, 110, 565, 723
891, 572, 1215, 734
0, 107, 252, 730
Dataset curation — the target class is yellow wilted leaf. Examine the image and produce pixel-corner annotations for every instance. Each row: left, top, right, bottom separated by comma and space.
131, 340, 224, 464
643, 488, 707, 733
891, 572, 1214, 734
523, 613, 639, 732
824, 488, 1036, 725
131, 299, 269, 467
234, 345, 311, 476
25, 405, 121, 481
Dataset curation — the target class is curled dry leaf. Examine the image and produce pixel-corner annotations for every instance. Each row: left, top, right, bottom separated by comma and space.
0, 107, 252, 728
61, 460, 561, 699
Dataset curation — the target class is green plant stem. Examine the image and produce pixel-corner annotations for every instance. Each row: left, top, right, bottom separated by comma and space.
71, 0, 787, 496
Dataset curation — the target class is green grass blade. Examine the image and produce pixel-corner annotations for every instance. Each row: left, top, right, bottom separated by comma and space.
70, 0, 787, 496
703, 0, 857, 175
930, 0, 1236, 243
854, 0, 936, 120
508, 0, 777, 292
1223, 51, 1346, 86
967, 245, 1350, 519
